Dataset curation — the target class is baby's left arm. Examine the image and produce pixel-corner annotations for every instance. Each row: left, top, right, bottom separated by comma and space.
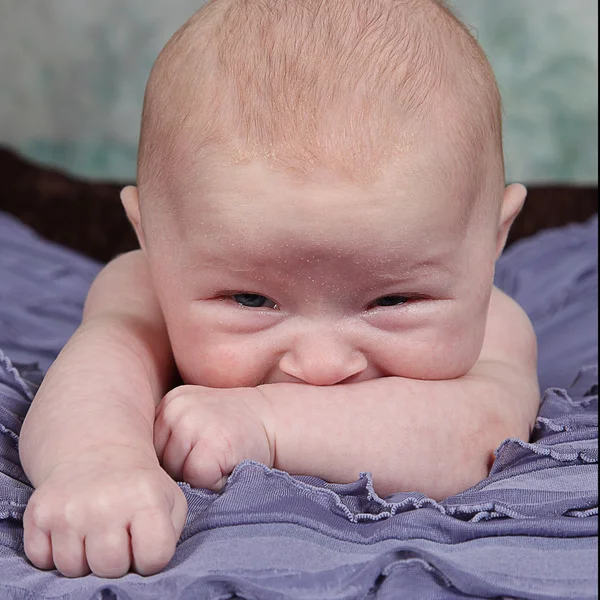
154, 287, 540, 500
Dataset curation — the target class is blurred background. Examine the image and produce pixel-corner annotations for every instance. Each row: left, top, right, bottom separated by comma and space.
0, 0, 598, 184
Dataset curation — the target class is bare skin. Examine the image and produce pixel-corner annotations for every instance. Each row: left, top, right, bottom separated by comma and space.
19, 158, 539, 578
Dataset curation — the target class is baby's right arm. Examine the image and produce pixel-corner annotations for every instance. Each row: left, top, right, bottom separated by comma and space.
19, 251, 187, 578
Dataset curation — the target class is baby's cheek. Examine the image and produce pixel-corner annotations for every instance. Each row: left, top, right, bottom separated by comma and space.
380, 318, 485, 381
432, 295, 490, 376
440, 316, 487, 377
174, 342, 266, 389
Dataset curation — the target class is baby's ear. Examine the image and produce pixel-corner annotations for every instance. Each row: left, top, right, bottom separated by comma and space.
496, 183, 527, 259
121, 186, 146, 250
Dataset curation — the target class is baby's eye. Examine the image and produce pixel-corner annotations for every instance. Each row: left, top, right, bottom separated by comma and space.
370, 295, 409, 308
231, 294, 278, 309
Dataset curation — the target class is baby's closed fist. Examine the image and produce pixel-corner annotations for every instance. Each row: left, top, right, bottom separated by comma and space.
154, 385, 274, 491
23, 449, 187, 578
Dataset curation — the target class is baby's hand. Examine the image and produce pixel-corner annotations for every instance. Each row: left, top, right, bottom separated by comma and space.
23, 448, 187, 578
154, 385, 274, 491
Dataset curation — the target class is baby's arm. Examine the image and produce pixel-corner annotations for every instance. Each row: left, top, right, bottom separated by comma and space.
258, 286, 540, 499
19, 251, 187, 578
155, 287, 539, 500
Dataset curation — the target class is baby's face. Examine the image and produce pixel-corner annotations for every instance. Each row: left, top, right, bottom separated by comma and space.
137, 156, 500, 387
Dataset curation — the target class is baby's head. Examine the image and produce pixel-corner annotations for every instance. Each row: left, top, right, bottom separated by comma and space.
122, 0, 526, 387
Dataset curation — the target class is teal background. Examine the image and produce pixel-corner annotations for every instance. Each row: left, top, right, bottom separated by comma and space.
0, 0, 597, 183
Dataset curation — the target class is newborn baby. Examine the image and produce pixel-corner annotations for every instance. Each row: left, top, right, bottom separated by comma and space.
19, 0, 540, 579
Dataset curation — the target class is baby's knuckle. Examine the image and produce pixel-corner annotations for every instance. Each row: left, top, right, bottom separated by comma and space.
27, 497, 74, 532
159, 410, 180, 431
162, 385, 191, 406
160, 400, 187, 426
63, 497, 94, 527
160, 390, 177, 408
26, 500, 53, 531
82, 495, 118, 524
129, 479, 163, 509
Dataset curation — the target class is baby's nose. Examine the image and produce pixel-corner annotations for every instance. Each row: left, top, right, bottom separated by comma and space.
278, 330, 368, 386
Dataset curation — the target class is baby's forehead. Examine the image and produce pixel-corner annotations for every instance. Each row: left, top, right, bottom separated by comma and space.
149, 151, 482, 252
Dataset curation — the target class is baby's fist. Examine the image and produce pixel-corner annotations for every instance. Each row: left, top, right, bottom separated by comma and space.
154, 385, 274, 490
23, 452, 187, 578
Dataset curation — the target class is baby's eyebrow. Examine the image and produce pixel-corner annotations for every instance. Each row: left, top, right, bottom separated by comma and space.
363, 255, 451, 276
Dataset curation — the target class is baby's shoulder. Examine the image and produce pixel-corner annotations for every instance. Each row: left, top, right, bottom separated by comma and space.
489, 285, 529, 319
84, 250, 162, 322
481, 286, 537, 371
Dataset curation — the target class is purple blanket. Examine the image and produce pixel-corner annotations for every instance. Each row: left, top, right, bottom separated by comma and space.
0, 212, 597, 599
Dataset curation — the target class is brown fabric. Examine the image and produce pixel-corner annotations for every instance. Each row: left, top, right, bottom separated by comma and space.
0, 147, 135, 263
507, 186, 598, 246
0, 146, 597, 263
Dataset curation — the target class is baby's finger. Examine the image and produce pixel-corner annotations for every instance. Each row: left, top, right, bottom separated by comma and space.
23, 523, 54, 571
161, 434, 193, 482
182, 442, 225, 490
130, 509, 179, 576
153, 420, 172, 463
51, 530, 90, 578
85, 527, 132, 579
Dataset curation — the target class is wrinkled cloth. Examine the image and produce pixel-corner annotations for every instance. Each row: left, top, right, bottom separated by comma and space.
0, 212, 598, 599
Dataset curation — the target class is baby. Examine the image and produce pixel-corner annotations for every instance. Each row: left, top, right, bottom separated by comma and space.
19, 0, 540, 579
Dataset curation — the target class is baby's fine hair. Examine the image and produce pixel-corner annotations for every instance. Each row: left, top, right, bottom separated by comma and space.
139, 0, 503, 190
